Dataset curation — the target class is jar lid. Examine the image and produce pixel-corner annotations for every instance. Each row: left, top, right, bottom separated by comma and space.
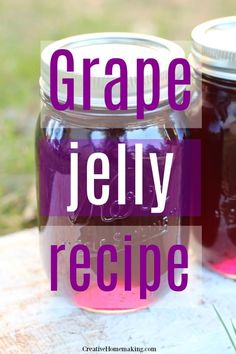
40, 32, 185, 108
191, 16, 236, 81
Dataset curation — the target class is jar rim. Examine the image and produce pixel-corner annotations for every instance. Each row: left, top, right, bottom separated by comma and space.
191, 16, 236, 81
40, 32, 186, 109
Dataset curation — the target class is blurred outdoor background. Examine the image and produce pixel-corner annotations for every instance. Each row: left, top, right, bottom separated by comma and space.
0, 0, 235, 235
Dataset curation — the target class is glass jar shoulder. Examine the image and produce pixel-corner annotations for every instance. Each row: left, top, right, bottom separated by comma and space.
37, 101, 189, 142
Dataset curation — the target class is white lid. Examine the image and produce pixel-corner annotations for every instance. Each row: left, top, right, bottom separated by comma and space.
191, 16, 236, 81
40, 32, 185, 108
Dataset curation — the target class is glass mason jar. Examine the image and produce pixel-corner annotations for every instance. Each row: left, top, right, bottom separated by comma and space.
36, 33, 191, 313
190, 17, 236, 279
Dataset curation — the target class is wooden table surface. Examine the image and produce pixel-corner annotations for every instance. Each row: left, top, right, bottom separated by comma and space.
0, 228, 235, 354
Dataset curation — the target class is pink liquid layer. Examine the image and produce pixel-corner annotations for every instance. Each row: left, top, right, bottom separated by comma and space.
72, 283, 155, 312
207, 258, 236, 279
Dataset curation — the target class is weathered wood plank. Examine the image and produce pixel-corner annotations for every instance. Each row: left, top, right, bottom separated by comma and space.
0, 228, 235, 354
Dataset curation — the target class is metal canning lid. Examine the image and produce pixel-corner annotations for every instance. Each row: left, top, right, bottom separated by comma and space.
190, 16, 236, 81
40, 32, 185, 108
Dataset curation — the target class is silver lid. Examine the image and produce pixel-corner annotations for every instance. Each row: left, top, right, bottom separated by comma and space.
40, 32, 185, 108
190, 16, 236, 81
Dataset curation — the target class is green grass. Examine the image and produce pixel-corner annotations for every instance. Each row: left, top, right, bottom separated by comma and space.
213, 305, 236, 352
0, 118, 35, 235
